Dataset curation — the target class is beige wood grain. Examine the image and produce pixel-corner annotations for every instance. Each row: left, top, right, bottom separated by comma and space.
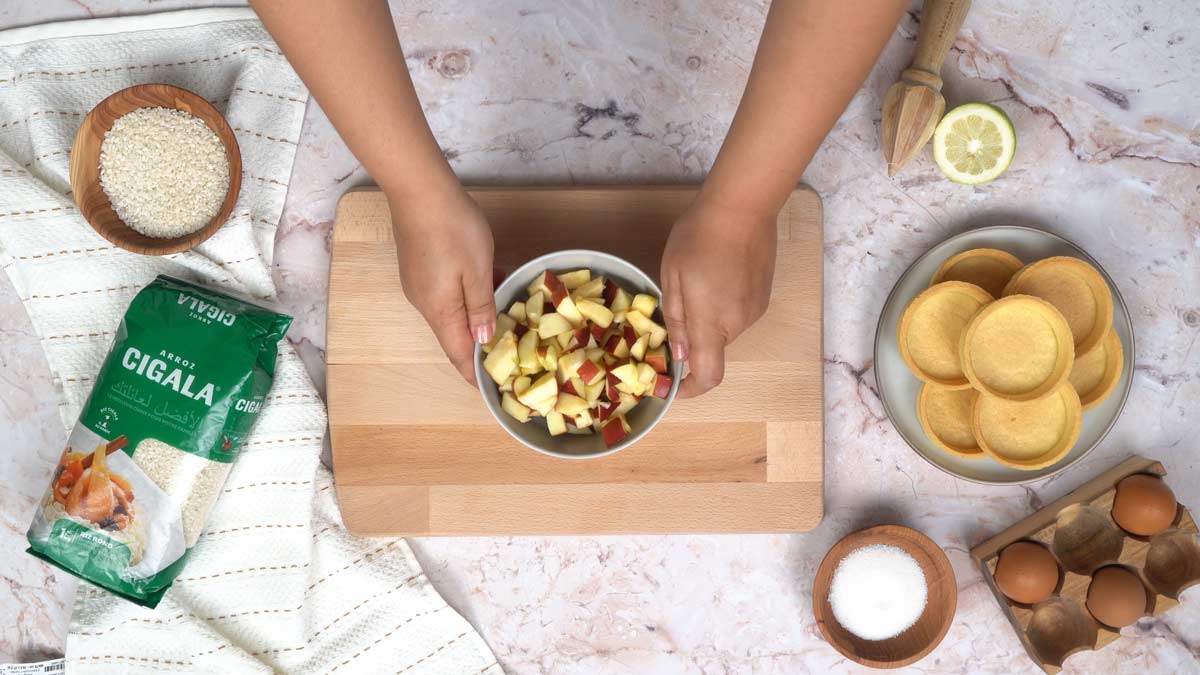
328, 186, 823, 536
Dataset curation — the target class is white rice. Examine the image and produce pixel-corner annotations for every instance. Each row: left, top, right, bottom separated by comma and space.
99, 106, 230, 239
132, 439, 232, 547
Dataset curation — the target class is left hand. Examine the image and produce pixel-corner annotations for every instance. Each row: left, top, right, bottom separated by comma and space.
660, 196, 777, 398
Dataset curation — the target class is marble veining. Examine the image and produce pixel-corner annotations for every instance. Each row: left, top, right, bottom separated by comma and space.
2, 1, 1198, 673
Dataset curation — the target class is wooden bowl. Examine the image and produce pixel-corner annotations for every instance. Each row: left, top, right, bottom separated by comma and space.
813, 525, 957, 669
68, 83, 241, 255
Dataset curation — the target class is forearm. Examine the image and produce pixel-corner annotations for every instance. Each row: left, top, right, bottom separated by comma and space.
250, 0, 459, 200
699, 0, 908, 218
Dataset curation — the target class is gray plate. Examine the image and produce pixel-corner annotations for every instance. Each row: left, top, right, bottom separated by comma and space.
874, 226, 1134, 485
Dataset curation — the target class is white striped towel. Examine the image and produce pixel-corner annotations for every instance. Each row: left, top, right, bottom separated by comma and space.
0, 8, 501, 674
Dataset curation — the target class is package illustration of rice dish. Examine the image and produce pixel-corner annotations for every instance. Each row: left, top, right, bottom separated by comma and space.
27, 275, 291, 607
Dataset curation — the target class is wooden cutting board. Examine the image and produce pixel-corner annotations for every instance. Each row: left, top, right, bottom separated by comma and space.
327, 186, 823, 536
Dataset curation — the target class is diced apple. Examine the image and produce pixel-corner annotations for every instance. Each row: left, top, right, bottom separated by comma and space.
536, 343, 560, 371
622, 324, 638, 346
578, 358, 606, 385
625, 310, 668, 348
498, 375, 516, 392
574, 408, 594, 428
557, 348, 588, 380
603, 334, 629, 358
518, 329, 539, 370
610, 288, 632, 314
576, 298, 614, 328
501, 392, 531, 423
611, 359, 639, 387
588, 324, 605, 342
555, 293, 585, 327
601, 417, 628, 447
528, 271, 566, 299
513, 376, 532, 396
561, 377, 580, 396
631, 293, 658, 318
652, 373, 673, 398
585, 379, 605, 404
629, 334, 649, 361
573, 277, 605, 299
571, 327, 589, 349
555, 331, 573, 349
613, 311, 627, 324
555, 393, 590, 416
615, 380, 646, 396
518, 371, 558, 408
558, 269, 591, 290
597, 400, 618, 421
602, 354, 617, 367
483, 333, 518, 384
508, 301, 527, 323
603, 279, 620, 305
637, 362, 657, 385
537, 312, 574, 338
513, 323, 529, 339
644, 345, 668, 374
484, 314, 517, 353
616, 392, 639, 416
526, 291, 544, 325
530, 396, 557, 416
570, 376, 586, 396
605, 373, 621, 401
547, 411, 568, 436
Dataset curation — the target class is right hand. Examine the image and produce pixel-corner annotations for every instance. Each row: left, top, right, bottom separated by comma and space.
389, 188, 495, 385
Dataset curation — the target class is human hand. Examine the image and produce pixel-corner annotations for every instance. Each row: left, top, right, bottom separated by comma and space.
660, 196, 776, 398
390, 188, 495, 385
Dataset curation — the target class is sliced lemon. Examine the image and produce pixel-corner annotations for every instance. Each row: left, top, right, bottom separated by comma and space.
933, 103, 1016, 185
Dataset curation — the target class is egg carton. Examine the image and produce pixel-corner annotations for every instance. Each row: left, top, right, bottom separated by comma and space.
970, 456, 1199, 673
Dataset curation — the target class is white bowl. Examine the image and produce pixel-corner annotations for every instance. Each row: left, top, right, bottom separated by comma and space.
475, 250, 682, 459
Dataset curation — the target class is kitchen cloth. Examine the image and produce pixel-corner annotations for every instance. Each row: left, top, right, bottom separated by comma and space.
0, 9, 501, 675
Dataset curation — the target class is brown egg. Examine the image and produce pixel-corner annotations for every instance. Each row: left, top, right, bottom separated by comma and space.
994, 541, 1060, 604
1086, 566, 1148, 627
1111, 474, 1178, 536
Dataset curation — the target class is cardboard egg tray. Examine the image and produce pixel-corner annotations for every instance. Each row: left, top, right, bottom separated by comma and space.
970, 456, 1199, 673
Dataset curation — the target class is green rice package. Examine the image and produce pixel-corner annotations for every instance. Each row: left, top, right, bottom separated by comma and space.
27, 275, 292, 607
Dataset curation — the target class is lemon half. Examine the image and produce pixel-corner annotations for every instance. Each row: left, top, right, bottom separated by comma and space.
933, 103, 1016, 185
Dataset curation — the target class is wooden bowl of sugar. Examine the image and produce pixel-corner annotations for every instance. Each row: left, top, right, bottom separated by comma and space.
69, 83, 241, 256
813, 525, 957, 669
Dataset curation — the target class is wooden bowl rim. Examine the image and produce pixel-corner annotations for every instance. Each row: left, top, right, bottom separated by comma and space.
812, 524, 958, 669
68, 82, 241, 256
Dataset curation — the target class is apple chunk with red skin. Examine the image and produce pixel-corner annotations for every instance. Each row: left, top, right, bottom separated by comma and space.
605, 372, 621, 401
651, 373, 672, 398
601, 416, 628, 447
644, 345, 668, 374
577, 358, 606, 386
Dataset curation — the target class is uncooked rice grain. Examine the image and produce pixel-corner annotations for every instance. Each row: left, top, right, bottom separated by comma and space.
99, 106, 230, 238
133, 439, 232, 547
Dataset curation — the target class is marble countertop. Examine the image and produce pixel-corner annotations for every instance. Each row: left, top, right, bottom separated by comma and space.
3, 1, 1198, 673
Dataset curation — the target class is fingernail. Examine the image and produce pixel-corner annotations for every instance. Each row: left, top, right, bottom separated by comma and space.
672, 341, 688, 361
474, 325, 493, 344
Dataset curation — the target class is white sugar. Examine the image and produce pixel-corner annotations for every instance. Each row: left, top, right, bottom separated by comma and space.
828, 543, 928, 641
99, 106, 230, 239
